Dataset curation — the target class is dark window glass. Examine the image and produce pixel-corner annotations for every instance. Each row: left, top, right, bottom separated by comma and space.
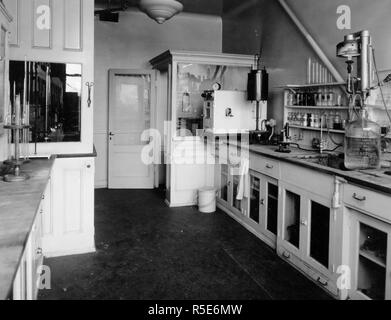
9, 61, 82, 143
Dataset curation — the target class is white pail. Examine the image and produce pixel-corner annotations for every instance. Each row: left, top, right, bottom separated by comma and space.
198, 187, 217, 213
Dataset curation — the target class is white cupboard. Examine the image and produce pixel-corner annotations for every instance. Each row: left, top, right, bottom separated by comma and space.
42, 157, 95, 257
150, 51, 254, 207
13, 205, 44, 300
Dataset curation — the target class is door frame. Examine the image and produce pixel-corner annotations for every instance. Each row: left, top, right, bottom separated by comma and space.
108, 69, 158, 189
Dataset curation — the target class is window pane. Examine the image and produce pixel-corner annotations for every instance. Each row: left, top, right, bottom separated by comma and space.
176, 63, 249, 136
285, 191, 300, 248
267, 183, 278, 235
310, 202, 330, 268
358, 223, 387, 300
233, 175, 241, 211
250, 176, 260, 223
113, 74, 151, 146
9, 61, 82, 142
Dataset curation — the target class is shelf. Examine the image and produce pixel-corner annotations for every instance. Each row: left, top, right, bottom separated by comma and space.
359, 250, 387, 268
366, 104, 391, 111
285, 105, 349, 110
283, 82, 346, 89
289, 125, 345, 134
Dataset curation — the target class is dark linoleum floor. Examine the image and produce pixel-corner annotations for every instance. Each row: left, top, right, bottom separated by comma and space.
38, 189, 331, 300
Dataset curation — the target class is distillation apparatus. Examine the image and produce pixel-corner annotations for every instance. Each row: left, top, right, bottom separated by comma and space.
337, 30, 391, 170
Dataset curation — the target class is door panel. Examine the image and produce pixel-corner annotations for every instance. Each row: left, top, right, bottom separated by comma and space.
109, 70, 155, 189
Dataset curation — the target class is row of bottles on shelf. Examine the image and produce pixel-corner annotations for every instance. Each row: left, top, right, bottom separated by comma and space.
287, 111, 346, 130
287, 88, 345, 107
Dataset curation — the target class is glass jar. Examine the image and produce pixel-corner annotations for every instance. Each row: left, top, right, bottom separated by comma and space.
344, 109, 381, 170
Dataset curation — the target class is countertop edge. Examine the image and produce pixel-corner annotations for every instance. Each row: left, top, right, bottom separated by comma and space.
212, 139, 391, 197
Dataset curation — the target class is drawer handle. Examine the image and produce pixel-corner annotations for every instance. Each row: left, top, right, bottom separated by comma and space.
36, 248, 43, 256
282, 251, 291, 259
353, 193, 366, 202
317, 277, 328, 287
265, 164, 274, 169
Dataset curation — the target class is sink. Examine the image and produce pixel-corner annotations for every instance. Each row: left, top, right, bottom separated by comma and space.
295, 153, 348, 171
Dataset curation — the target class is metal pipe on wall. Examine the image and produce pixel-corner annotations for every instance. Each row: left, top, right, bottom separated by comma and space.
278, 0, 344, 83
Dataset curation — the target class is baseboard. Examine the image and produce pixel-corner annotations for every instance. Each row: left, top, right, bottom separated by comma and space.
95, 180, 108, 189
44, 246, 96, 258
42, 234, 96, 258
165, 199, 197, 208
217, 203, 276, 250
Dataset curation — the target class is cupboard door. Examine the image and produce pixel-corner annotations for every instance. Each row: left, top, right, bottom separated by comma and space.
283, 189, 301, 251
349, 210, 390, 300
309, 201, 331, 269
219, 164, 230, 204
265, 179, 278, 240
232, 174, 242, 214
45, 157, 95, 257
249, 174, 261, 225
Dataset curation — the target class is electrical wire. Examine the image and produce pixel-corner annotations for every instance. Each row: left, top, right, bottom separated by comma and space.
288, 142, 342, 153
371, 46, 391, 125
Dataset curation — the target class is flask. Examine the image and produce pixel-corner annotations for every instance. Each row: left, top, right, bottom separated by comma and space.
344, 109, 381, 170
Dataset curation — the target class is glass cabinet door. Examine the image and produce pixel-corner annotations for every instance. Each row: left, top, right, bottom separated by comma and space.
266, 182, 278, 237
232, 174, 242, 212
249, 175, 261, 224
309, 201, 331, 269
284, 190, 301, 249
357, 223, 387, 300
219, 164, 229, 203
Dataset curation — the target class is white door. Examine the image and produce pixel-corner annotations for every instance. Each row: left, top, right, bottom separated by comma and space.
108, 70, 156, 189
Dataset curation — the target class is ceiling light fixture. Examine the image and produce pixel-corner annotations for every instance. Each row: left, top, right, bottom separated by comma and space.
139, 0, 184, 24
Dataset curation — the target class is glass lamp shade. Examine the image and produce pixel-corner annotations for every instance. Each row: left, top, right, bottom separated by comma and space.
139, 0, 184, 24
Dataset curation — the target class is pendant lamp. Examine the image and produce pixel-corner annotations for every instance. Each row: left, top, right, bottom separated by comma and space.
139, 0, 184, 24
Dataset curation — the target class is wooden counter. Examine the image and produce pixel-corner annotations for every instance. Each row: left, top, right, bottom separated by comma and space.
0, 158, 54, 300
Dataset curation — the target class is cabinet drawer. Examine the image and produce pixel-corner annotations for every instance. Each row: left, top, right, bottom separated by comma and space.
343, 184, 391, 223
250, 155, 280, 179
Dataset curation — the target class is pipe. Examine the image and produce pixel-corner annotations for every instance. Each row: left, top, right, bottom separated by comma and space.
278, 0, 344, 83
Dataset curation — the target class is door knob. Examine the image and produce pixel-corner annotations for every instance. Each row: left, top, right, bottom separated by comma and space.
300, 219, 308, 226
109, 132, 115, 136
260, 199, 265, 205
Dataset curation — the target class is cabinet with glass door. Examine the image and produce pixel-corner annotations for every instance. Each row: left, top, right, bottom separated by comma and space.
247, 171, 279, 249
215, 162, 246, 218
278, 181, 339, 296
348, 210, 391, 300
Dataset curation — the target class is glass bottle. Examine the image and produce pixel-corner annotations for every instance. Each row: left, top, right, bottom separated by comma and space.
344, 109, 381, 170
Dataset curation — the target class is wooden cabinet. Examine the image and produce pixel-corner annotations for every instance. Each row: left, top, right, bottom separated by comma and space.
346, 210, 391, 300
247, 171, 279, 249
343, 185, 391, 300
42, 157, 95, 257
278, 180, 339, 296
213, 141, 391, 300
216, 162, 246, 218
150, 51, 254, 207
13, 204, 44, 300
